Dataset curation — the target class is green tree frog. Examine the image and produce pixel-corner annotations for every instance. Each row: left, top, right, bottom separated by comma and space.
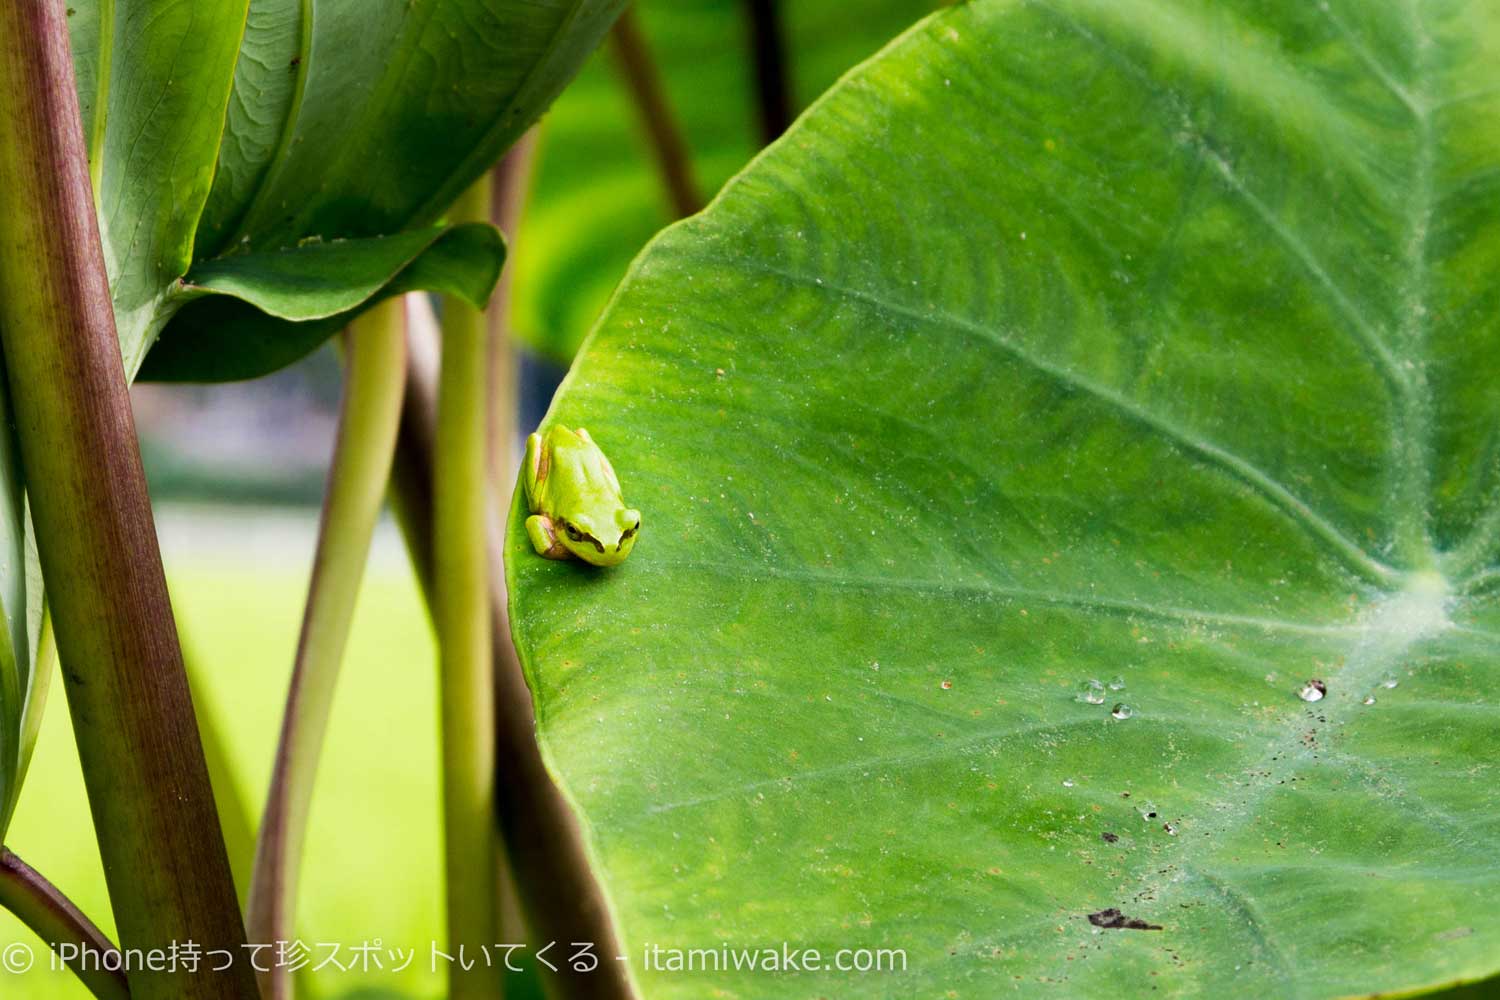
523, 425, 641, 567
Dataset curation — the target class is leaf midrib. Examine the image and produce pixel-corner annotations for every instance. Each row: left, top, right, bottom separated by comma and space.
1121, 579, 1468, 1000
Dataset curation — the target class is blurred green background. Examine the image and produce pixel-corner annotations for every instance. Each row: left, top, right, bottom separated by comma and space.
512, 0, 943, 361
0, 510, 445, 999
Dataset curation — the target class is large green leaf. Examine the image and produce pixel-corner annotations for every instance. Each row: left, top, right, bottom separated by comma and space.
511, 0, 944, 362
66, 0, 624, 381
508, 1, 1500, 996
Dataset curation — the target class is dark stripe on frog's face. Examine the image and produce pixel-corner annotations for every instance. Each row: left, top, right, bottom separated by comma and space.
561, 519, 606, 554
560, 509, 641, 566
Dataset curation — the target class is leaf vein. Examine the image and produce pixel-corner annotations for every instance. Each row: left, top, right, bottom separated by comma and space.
718, 256, 1397, 587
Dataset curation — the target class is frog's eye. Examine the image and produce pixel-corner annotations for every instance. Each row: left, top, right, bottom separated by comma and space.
564, 524, 584, 542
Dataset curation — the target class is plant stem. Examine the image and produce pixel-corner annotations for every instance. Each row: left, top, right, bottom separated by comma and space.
182, 635, 256, 909
436, 180, 501, 999
483, 137, 538, 950
12, 607, 55, 823
0, 3, 255, 997
247, 298, 407, 1000
392, 298, 635, 1000
0, 848, 128, 1000
742, 0, 792, 143
485, 129, 538, 493
609, 6, 702, 217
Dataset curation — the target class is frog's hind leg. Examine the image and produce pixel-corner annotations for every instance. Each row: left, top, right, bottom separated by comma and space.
526, 514, 571, 560
523, 432, 545, 510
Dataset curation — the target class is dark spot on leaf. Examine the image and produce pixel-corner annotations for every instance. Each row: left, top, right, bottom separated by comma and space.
1087, 907, 1161, 931
1101, 832, 1119, 844
290, 56, 301, 67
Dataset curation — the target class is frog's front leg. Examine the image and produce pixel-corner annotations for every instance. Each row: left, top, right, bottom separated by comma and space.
526, 514, 571, 560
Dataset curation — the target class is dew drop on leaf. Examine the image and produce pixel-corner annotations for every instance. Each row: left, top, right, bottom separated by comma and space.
1110, 703, 1133, 720
1297, 680, 1327, 702
1076, 679, 1105, 704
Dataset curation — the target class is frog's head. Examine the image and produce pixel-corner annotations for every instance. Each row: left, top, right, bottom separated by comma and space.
559, 507, 641, 567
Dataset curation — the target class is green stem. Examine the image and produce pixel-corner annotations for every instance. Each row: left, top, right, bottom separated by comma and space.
484, 133, 538, 951
485, 129, 538, 493
393, 297, 635, 1000
182, 634, 256, 910
0, 3, 254, 997
0, 848, 128, 1000
11, 607, 55, 829
247, 298, 407, 1000
436, 179, 500, 999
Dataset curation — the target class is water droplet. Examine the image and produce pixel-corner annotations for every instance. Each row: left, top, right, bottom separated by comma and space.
1380, 675, 1399, 689
1110, 703, 1133, 720
1076, 679, 1106, 705
1162, 822, 1178, 836
1362, 695, 1376, 706
1138, 802, 1158, 821
1062, 779, 1074, 788
940, 679, 953, 690
1108, 676, 1126, 691
1297, 679, 1327, 703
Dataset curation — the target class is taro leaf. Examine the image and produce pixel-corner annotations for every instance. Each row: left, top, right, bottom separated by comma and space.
65, 0, 624, 381
191, 0, 626, 256
507, 1, 1500, 997
141, 224, 504, 381
512, 0, 944, 362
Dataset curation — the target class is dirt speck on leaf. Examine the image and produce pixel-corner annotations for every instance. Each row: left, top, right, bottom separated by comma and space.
1101, 832, 1119, 844
1087, 907, 1162, 931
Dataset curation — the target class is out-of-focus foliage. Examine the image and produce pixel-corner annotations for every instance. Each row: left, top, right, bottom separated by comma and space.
0, 549, 448, 999
511, 0, 945, 362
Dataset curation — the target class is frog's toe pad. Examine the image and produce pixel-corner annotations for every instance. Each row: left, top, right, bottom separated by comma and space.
526, 515, 571, 560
